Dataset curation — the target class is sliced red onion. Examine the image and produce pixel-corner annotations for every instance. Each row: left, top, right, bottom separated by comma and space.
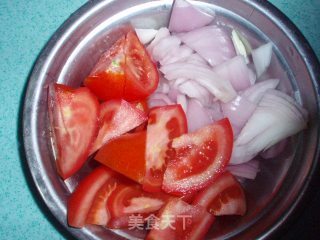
266, 89, 308, 120
177, 80, 212, 106
135, 28, 158, 45
241, 79, 279, 104
252, 42, 273, 78
148, 99, 168, 108
214, 55, 252, 92
168, 87, 180, 102
149, 93, 174, 105
160, 62, 237, 102
169, 0, 214, 33
206, 101, 224, 122
260, 138, 288, 159
186, 99, 212, 132
171, 78, 189, 88
221, 95, 257, 136
151, 35, 181, 63
179, 25, 236, 66
227, 159, 260, 179
185, 53, 208, 66
177, 93, 188, 113
147, 27, 170, 55
230, 90, 307, 164
248, 68, 257, 85
160, 44, 194, 65
155, 78, 170, 94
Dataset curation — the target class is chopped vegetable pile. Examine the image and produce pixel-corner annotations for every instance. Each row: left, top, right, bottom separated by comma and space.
48, 0, 308, 239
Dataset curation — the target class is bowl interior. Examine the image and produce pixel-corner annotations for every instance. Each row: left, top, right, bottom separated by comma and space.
23, 0, 320, 239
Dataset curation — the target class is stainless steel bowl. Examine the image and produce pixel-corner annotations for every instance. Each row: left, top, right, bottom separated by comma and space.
23, 0, 320, 239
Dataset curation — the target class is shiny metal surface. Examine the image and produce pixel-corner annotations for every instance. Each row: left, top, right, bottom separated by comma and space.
23, 0, 320, 239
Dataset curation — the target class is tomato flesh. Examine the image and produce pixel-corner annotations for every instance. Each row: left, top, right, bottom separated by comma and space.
85, 177, 119, 226
107, 182, 167, 228
67, 166, 114, 228
95, 131, 147, 183
90, 99, 147, 154
146, 198, 215, 240
193, 171, 246, 216
123, 31, 159, 101
143, 105, 187, 192
162, 118, 233, 195
84, 30, 159, 101
48, 83, 99, 179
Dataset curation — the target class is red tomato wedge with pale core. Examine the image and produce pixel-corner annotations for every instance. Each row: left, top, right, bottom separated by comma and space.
84, 30, 159, 101
68, 166, 114, 228
89, 99, 147, 155
143, 105, 187, 192
146, 198, 215, 240
162, 118, 233, 195
107, 183, 167, 228
95, 131, 146, 183
123, 31, 159, 101
85, 177, 119, 226
48, 83, 99, 179
193, 171, 246, 216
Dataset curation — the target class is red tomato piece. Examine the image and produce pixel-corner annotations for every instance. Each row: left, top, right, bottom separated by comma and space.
146, 198, 215, 240
143, 105, 187, 192
67, 166, 114, 228
85, 177, 119, 226
107, 183, 168, 229
122, 30, 159, 101
48, 83, 99, 179
162, 118, 233, 195
89, 99, 147, 154
95, 131, 147, 183
84, 36, 126, 101
193, 171, 246, 216
84, 30, 159, 101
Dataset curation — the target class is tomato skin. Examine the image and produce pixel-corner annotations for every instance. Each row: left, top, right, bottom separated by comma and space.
67, 166, 114, 228
95, 131, 147, 183
48, 83, 99, 179
89, 99, 147, 154
143, 105, 187, 192
162, 118, 233, 196
193, 171, 246, 216
84, 31, 159, 101
146, 198, 215, 240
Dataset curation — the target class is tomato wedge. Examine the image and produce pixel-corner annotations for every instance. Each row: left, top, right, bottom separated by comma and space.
95, 131, 146, 183
67, 166, 114, 228
85, 177, 119, 226
143, 105, 187, 192
193, 171, 246, 216
162, 118, 233, 195
89, 99, 147, 154
84, 30, 159, 101
107, 183, 168, 228
123, 30, 159, 101
48, 83, 99, 179
146, 198, 215, 240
